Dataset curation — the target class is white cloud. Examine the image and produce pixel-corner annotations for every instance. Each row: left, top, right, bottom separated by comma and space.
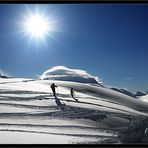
126, 77, 133, 81
41, 66, 103, 84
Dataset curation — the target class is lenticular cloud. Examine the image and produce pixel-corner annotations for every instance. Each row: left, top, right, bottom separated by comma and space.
41, 66, 102, 84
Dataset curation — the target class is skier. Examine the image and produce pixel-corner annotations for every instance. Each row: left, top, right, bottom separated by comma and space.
50, 83, 57, 97
70, 88, 78, 102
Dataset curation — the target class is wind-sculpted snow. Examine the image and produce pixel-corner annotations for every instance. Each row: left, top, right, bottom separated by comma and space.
0, 78, 148, 144
41, 66, 102, 85
36, 80, 148, 113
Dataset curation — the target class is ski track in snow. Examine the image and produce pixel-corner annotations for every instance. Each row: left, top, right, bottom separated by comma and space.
0, 78, 148, 144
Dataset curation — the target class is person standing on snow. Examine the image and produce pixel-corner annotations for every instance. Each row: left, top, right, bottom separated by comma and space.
51, 83, 57, 97
70, 88, 78, 102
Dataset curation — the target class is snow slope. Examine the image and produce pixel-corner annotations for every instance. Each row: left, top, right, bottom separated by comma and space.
0, 78, 148, 144
140, 94, 148, 103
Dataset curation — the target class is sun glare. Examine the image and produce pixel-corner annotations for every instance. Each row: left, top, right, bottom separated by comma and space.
17, 6, 62, 47
25, 14, 50, 38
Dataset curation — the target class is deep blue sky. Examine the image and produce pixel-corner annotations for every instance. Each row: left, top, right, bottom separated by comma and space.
0, 4, 148, 92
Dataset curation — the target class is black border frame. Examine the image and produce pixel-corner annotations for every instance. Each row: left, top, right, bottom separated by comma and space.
0, 0, 148, 147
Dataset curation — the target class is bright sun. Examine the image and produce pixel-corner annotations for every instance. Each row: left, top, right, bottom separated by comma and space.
18, 6, 61, 45
25, 14, 50, 38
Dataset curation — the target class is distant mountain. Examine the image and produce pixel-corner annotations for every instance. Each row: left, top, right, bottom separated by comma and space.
133, 92, 147, 98
111, 87, 147, 99
0, 74, 8, 78
111, 87, 134, 97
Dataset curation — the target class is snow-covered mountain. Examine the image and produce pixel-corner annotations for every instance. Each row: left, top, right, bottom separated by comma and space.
0, 70, 10, 78
0, 74, 8, 78
110, 87, 134, 98
0, 67, 148, 144
133, 92, 147, 98
41, 66, 102, 86
140, 94, 148, 102
110, 87, 147, 99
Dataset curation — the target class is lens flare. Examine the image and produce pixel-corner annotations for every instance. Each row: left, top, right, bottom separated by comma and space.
24, 13, 53, 39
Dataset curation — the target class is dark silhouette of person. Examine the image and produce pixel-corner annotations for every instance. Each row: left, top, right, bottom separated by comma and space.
70, 88, 78, 102
50, 83, 66, 111
51, 83, 57, 97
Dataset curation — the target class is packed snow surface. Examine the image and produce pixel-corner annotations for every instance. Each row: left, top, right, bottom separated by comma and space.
0, 78, 148, 144
140, 94, 148, 102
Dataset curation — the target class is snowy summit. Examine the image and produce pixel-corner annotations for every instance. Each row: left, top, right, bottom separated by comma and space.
41, 66, 102, 85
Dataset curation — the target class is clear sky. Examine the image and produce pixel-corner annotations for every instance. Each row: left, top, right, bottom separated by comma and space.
0, 4, 147, 92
